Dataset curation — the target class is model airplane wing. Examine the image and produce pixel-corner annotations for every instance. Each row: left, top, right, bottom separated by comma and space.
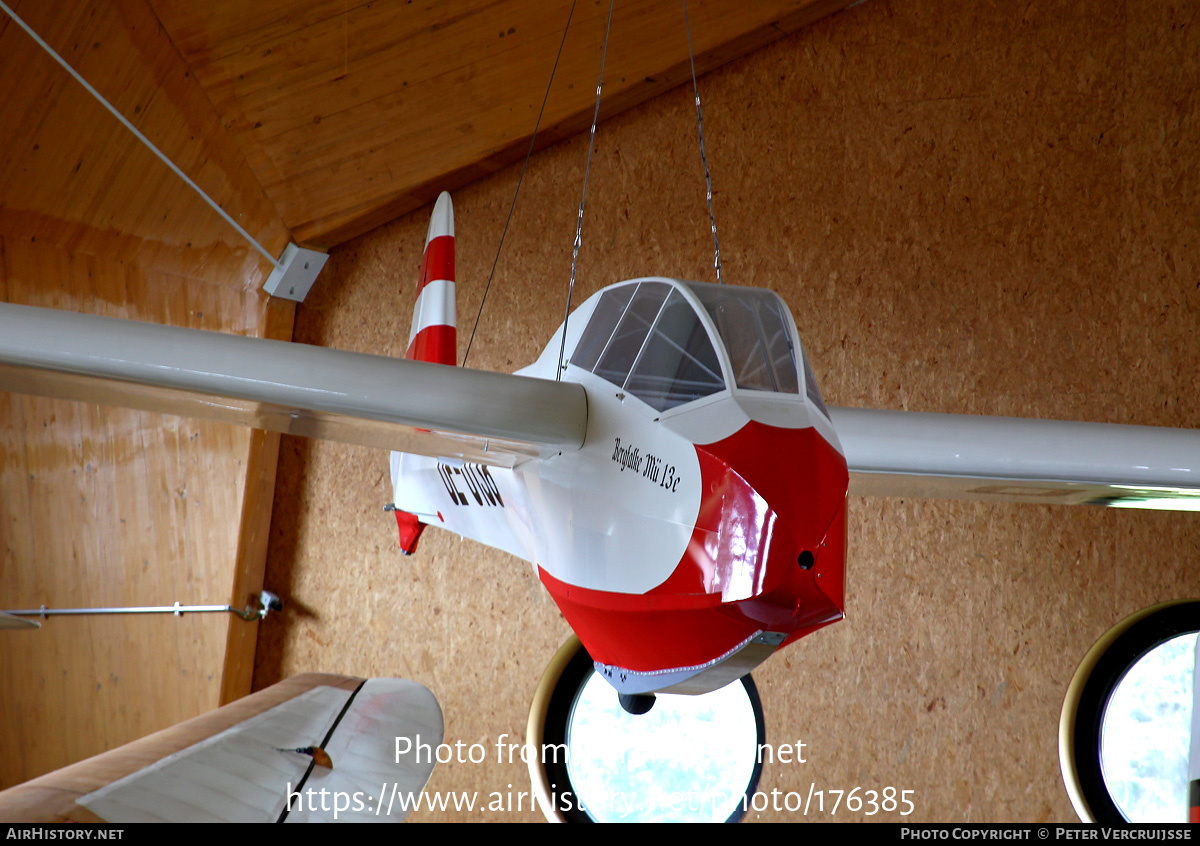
0, 674, 442, 823
831, 407, 1200, 511
0, 301, 586, 468
3, 300, 1199, 506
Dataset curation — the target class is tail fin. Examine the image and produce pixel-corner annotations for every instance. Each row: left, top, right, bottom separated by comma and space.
406, 191, 457, 364
395, 192, 458, 553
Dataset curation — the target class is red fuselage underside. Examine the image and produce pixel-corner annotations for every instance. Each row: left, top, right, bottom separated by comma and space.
539, 420, 849, 674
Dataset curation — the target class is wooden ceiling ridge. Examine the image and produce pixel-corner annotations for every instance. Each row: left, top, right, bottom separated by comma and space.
0, 1, 857, 273
0, 0, 289, 283
150, 0, 857, 250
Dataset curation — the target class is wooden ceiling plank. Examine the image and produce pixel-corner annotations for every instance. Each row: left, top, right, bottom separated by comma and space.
182, 1, 594, 139
264, 1, 854, 241
248, 11, 646, 215
127, 8, 292, 253
5, 1, 854, 260
0, 0, 290, 281
148, 0, 852, 245
0, 48, 74, 201
132, 80, 289, 257
151, 0, 371, 66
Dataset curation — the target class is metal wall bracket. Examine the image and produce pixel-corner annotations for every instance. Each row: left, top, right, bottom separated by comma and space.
263, 244, 329, 302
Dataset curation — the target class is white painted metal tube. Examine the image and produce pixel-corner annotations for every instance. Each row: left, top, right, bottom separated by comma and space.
830, 407, 1200, 508
6, 604, 237, 617
0, 303, 587, 453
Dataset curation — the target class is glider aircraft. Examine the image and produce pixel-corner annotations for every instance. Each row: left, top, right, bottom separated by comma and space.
1, 192, 1198, 701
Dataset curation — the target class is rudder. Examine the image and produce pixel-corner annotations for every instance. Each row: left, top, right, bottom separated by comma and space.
394, 191, 459, 553
406, 191, 457, 365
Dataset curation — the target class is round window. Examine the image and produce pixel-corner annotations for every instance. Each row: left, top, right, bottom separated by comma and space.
1060, 600, 1199, 824
528, 638, 765, 823
1099, 632, 1196, 821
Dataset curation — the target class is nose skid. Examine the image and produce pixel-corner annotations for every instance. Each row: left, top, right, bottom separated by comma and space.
596, 631, 788, 696
538, 421, 849, 693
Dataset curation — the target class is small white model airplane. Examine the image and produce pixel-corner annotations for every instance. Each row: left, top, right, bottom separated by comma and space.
2, 192, 1198, 698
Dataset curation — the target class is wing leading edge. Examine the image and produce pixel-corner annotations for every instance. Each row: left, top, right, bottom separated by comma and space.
831, 407, 1200, 512
0, 302, 586, 467
4, 302, 1197, 509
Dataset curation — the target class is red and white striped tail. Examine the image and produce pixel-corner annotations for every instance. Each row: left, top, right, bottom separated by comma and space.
395, 192, 458, 554
406, 191, 457, 365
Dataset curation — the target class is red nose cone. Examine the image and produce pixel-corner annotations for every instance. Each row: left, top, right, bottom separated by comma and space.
539, 421, 848, 676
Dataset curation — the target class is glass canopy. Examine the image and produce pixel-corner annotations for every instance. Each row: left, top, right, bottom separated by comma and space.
571, 280, 816, 413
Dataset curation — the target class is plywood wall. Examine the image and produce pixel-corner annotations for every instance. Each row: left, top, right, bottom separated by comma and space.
0, 0, 291, 789
255, 0, 1198, 823
0, 238, 278, 787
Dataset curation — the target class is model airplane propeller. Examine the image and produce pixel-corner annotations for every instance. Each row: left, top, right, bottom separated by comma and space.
1, 192, 1198, 698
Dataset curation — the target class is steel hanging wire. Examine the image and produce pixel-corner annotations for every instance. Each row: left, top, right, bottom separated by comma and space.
463, 0, 581, 368
557, 0, 617, 380
683, 0, 723, 284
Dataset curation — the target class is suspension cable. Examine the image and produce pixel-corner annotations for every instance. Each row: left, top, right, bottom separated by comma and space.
683, 0, 723, 283
463, 0, 580, 367
557, 0, 616, 380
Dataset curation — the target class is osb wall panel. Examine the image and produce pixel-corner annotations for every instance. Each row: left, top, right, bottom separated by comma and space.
0, 236, 271, 788
255, 0, 1199, 823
